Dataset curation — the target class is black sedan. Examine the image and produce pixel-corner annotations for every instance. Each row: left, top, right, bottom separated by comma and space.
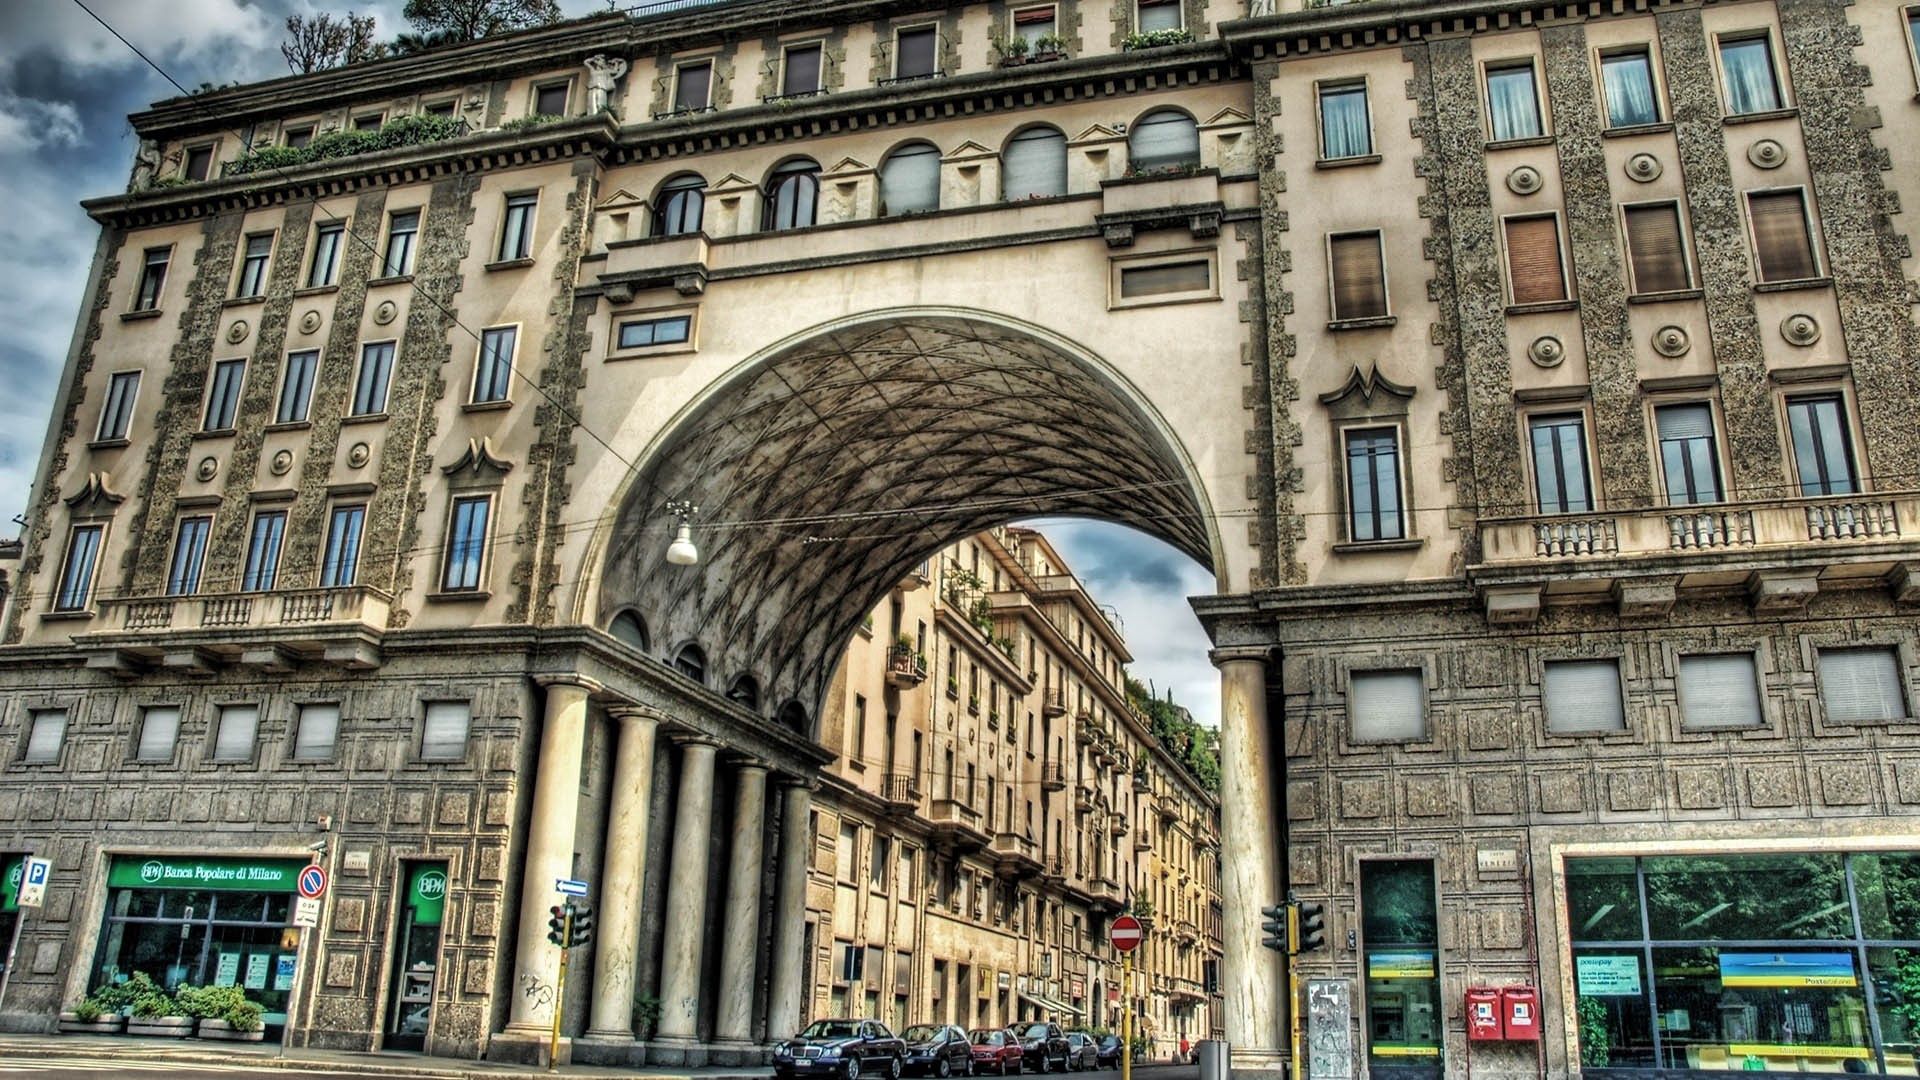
1017, 1022, 1071, 1072
1062, 1033, 1099, 1071
1094, 1034, 1125, 1069
901, 1024, 974, 1078
775, 1019, 909, 1080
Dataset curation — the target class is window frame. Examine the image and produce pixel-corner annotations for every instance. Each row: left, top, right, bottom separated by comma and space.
1541, 656, 1630, 736
609, 306, 698, 358
1108, 248, 1218, 310
1525, 408, 1599, 515
438, 492, 493, 594
307, 220, 345, 289
1782, 390, 1862, 498
779, 41, 827, 98
1325, 228, 1391, 323
351, 112, 385, 132
1346, 666, 1430, 745
1743, 186, 1825, 284
1714, 29, 1789, 116
291, 701, 342, 763
1500, 211, 1572, 307
241, 509, 287, 592
1619, 199, 1696, 296
319, 503, 367, 588
276, 349, 320, 425
892, 23, 942, 81
1649, 397, 1728, 507
531, 79, 572, 118
419, 700, 472, 763
497, 191, 539, 262
96, 370, 141, 443
350, 339, 397, 417
165, 515, 213, 597
208, 702, 261, 764
1001, 125, 1068, 201
132, 246, 171, 312
1595, 45, 1665, 130
1483, 58, 1547, 143
671, 59, 715, 113
381, 208, 421, 278
1135, 0, 1183, 35
182, 142, 216, 182
21, 708, 69, 765
1314, 78, 1375, 162
234, 231, 274, 299
203, 358, 247, 433
878, 140, 943, 217
1012, 4, 1058, 49
1339, 422, 1409, 544
1816, 645, 1911, 725
1674, 650, 1768, 732
134, 704, 182, 765
282, 125, 315, 149
470, 325, 519, 405
1906, 6, 1920, 93
52, 523, 105, 613
761, 159, 822, 232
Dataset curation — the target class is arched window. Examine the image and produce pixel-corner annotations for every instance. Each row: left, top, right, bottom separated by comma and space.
879, 142, 941, 216
1002, 126, 1067, 201
652, 174, 705, 237
673, 643, 707, 684
777, 700, 809, 734
1127, 109, 1200, 173
727, 674, 761, 710
762, 159, 820, 232
608, 610, 649, 650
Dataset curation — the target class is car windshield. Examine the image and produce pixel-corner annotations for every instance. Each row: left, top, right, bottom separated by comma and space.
801, 1021, 862, 1039
903, 1026, 941, 1042
1024, 1024, 1051, 1038
1099, 1035, 1121, 1047
970, 1031, 1005, 1046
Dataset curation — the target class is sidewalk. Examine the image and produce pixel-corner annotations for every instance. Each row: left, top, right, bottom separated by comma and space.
0, 1032, 775, 1079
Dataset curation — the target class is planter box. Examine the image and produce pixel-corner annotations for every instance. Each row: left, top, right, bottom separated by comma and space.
127, 1015, 194, 1037
57, 1011, 126, 1035
198, 1017, 265, 1042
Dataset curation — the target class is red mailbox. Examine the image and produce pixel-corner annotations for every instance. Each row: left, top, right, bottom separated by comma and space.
1466, 987, 1503, 1041
1501, 986, 1541, 1041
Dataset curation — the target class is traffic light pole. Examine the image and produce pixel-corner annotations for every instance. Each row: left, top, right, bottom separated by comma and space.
1286, 905, 1301, 1073
1120, 952, 1132, 1080
549, 906, 571, 1073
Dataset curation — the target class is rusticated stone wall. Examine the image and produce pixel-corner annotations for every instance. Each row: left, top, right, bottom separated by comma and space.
1250, 58, 1299, 587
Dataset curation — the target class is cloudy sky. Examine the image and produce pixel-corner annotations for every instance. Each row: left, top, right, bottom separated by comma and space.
0, 0, 1220, 725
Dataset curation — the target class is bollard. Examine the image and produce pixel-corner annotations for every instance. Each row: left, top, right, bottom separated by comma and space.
1196, 1039, 1228, 1080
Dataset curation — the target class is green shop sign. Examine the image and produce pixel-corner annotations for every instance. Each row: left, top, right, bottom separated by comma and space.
2, 854, 21, 913
107, 855, 308, 893
408, 863, 448, 926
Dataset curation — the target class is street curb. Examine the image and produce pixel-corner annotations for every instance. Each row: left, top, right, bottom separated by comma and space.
0, 1040, 774, 1080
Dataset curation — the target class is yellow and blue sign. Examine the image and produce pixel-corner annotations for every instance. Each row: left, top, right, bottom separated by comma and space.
1718, 952, 1857, 988
1367, 951, 1436, 980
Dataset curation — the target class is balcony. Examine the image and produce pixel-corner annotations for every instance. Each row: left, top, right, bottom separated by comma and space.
881, 772, 921, 812
1175, 918, 1199, 945
1074, 710, 1095, 744
1043, 686, 1067, 718
1043, 857, 1068, 886
927, 798, 990, 851
1158, 799, 1179, 824
1042, 760, 1067, 792
1074, 784, 1098, 813
1110, 811, 1130, 837
1133, 769, 1151, 794
886, 644, 929, 688
990, 833, 1044, 876
1135, 830, 1152, 854
1090, 877, 1124, 912
83, 586, 391, 672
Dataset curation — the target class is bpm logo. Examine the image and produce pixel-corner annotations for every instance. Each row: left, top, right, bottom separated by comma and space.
141, 860, 166, 884
417, 870, 447, 899
5, 864, 18, 890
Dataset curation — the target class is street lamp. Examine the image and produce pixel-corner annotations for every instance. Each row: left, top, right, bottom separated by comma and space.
665, 499, 699, 566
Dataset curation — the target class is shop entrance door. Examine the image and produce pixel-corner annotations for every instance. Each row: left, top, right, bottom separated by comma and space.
385, 862, 447, 1052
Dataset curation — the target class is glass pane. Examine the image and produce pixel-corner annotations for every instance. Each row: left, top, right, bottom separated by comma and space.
1720, 37, 1781, 115
1567, 857, 1643, 942
1362, 859, 1437, 945
1320, 85, 1371, 158
1601, 51, 1658, 127
1644, 854, 1850, 941
1854, 854, 1920, 941
1486, 64, 1542, 140
1867, 947, 1920, 1073
1365, 948, 1442, 1065
1573, 949, 1657, 1067
1653, 946, 1869, 1070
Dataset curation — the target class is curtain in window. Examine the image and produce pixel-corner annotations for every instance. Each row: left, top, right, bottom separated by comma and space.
1749, 190, 1817, 282
1624, 204, 1689, 294
1319, 85, 1371, 159
880, 143, 941, 215
1504, 215, 1566, 304
1002, 127, 1067, 199
1127, 109, 1199, 172
1719, 38, 1781, 114
1676, 654, 1763, 729
1544, 660, 1626, 733
1600, 52, 1658, 128
1486, 64, 1542, 140
137, 707, 180, 762
1655, 403, 1722, 505
1137, 0, 1180, 33
1329, 232, 1387, 320
1819, 648, 1906, 723
1787, 395, 1857, 496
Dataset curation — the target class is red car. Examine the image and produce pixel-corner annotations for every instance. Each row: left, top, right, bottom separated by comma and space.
969, 1028, 1024, 1075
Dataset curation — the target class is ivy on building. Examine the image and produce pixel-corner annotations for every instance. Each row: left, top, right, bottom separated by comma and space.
1126, 677, 1219, 794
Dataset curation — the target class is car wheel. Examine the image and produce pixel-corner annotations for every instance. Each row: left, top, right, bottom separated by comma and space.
892, 1056, 905, 1080
936, 1058, 951, 1079
846, 1059, 862, 1080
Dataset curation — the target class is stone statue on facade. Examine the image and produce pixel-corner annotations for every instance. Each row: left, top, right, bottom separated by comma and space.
130, 139, 161, 191
584, 55, 630, 115
1248, 0, 1276, 15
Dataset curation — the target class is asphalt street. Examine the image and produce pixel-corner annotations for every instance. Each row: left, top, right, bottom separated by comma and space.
0, 1058, 1203, 1080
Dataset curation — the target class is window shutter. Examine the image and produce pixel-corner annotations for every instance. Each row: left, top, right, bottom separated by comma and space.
137, 706, 181, 762
783, 46, 822, 95
213, 705, 259, 761
295, 703, 341, 761
1349, 669, 1426, 742
675, 63, 711, 111
1819, 648, 1907, 723
1015, 6, 1054, 23
25, 709, 66, 763
1137, 0, 1181, 33
1127, 110, 1199, 172
1655, 403, 1714, 441
1505, 216, 1567, 304
1002, 128, 1067, 200
1329, 233, 1387, 320
1676, 654, 1764, 729
1543, 660, 1627, 733
880, 144, 941, 215
897, 28, 937, 77
1625, 204, 1689, 294
422, 701, 471, 761
1749, 191, 1817, 282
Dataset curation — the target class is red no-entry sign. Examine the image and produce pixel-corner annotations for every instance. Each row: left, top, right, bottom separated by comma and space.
1111, 914, 1144, 953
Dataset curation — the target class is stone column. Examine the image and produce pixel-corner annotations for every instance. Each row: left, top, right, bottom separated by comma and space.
655, 736, 720, 1045
506, 675, 600, 1034
714, 760, 769, 1044
586, 705, 662, 1041
1212, 647, 1285, 1080
765, 779, 814, 1040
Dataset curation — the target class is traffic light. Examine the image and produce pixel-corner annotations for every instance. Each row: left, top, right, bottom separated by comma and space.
1259, 904, 1288, 952
547, 905, 569, 948
1296, 900, 1326, 953
568, 903, 595, 948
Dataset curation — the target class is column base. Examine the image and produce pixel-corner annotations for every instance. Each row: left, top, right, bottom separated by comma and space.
486, 1027, 571, 1067
647, 1035, 707, 1067
640, 1037, 772, 1068
1228, 1047, 1288, 1080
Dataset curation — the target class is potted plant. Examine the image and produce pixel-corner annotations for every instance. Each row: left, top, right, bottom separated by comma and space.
57, 995, 126, 1035
176, 984, 265, 1042
1032, 32, 1069, 60
996, 34, 1031, 65
1121, 27, 1194, 51
125, 975, 192, 1038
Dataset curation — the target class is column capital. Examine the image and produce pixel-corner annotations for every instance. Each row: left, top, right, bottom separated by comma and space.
726, 754, 771, 774
608, 703, 668, 725
534, 672, 605, 694
670, 731, 724, 750
1208, 645, 1272, 670
776, 774, 822, 793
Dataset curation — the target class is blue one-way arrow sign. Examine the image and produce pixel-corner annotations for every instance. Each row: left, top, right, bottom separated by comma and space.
555, 878, 589, 897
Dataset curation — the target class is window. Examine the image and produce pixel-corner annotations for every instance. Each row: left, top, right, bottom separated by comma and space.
895, 26, 938, 79
319, 504, 365, 588
166, 516, 212, 596
1600, 49, 1660, 128
609, 610, 649, 649
1747, 189, 1819, 282
1543, 659, 1626, 734
879, 142, 940, 216
1344, 427, 1404, 542
1137, 0, 1181, 33
211, 704, 259, 762
1128, 109, 1199, 173
133, 247, 169, 311
533, 82, 569, 117
1655, 403, 1723, 505
837, 823, 860, 883
1529, 413, 1594, 514
382, 210, 419, 277
1118, 259, 1210, 299
351, 341, 395, 416
472, 327, 516, 404
203, 358, 245, 431
781, 43, 824, 96
1786, 394, 1858, 496
653, 174, 705, 236
97, 371, 140, 441
499, 193, 537, 261
871, 833, 889, 889
307, 221, 344, 288
1318, 82, 1372, 159
235, 233, 272, 298
1360, 860, 1442, 1068
352, 113, 384, 132
422, 100, 456, 118
23, 709, 67, 764
292, 703, 340, 762
241, 510, 286, 591
1348, 669, 1425, 742
1486, 61, 1544, 141
183, 144, 214, 182
136, 706, 180, 763
1002, 126, 1068, 201
1677, 652, 1763, 730
1819, 647, 1907, 723
673, 644, 707, 683
1623, 203, 1691, 294
852, 693, 869, 757
284, 126, 314, 148
1718, 34, 1783, 115
1911, 9, 1920, 86
673, 61, 712, 112
1504, 214, 1568, 305
615, 315, 692, 350
1328, 231, 1388, 321
1013, 5, 1057, 47
762, 160, 821, 231
421, 701, 470, 761
54, 525, 104, 611
276, 349, 318, 424
441, 495, 490, 592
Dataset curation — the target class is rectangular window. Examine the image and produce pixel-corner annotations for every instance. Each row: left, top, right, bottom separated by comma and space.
498, 193, 537, 261
307, 221, 344, 288
421, 701, 470, 761
381, 210, 419, 277
276, 349, 319, 424
1677, 652, 1763, 730
319, 504, 365, 588
615, 315, 692, 350
1344, 427, 1404, 542
1600, 49, 1660, 128
211, 704, 259, 762
422, 100, 456, 118
165, 516, 212, 597
1137, 0, 1181, 34
1748, 189, 1819, 282
1654, 403, 1723, 505
1360, 860, 1442, 1068
241, 510, 286, 592
871, 833, 890, 889
97, 371, 140, 441
533, 82, 569, 117
351, 341, 395, 416
1529, 413, 1594, 514
1718, 34, 1783, 115
134, 247, 169, 311
1014, 5, 1056, 48
1119, 260, 1210, 299
23, 709, 67, 764
293, 702, 341, 761
352, 113, 383, 132
135, 706, 180, 763
673, 61, 712, 112
284, 126, 314, 148
440, 495, 490, 592
1911, 9, 1920, 86
837, 823, 860, 883
896, 26, 938, 79
1318, 82, 1372, 160
472, 327, 517, 404
53, 524, 103, 612
782, 44, 823, 96
1349, 669, 1426, 742
1623, 203, 1691, 294
1819, 646, 1908, 723
1543, 658, 1626, 734
183, 144, 214, 182
1328, 231, 1388, 321
1486, 61, 1544, 141
1504, 214, 1568, 305
203, 358, 246, 431
235, 233, 273, 298
1786, 394, 1858, 496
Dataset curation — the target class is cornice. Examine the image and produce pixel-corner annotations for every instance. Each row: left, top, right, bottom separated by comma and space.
1220, 0, 1697, 60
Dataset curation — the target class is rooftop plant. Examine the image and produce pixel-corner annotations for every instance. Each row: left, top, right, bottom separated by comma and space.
223, 113, 470, 178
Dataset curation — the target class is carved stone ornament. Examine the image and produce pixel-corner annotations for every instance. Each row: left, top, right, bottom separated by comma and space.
441, 437, 514, 480
1652, 325, 1691, 358
1506, 165, 1544, 196
1780, 313, 1821, 347
225, 320, 250, 345
270, 449, 293, 476
63, 472, 125, 514
347, 442, 371, 468
1625, 153, 1663, 183
373, 299, 398, 326
197, 456, 219, 482
1748, 138, 1788, 170
299, 310, 322, 335
1527, 335, 1565, 368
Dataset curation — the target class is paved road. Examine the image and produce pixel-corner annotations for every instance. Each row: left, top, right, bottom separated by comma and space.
0, 1058, 379, 1078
